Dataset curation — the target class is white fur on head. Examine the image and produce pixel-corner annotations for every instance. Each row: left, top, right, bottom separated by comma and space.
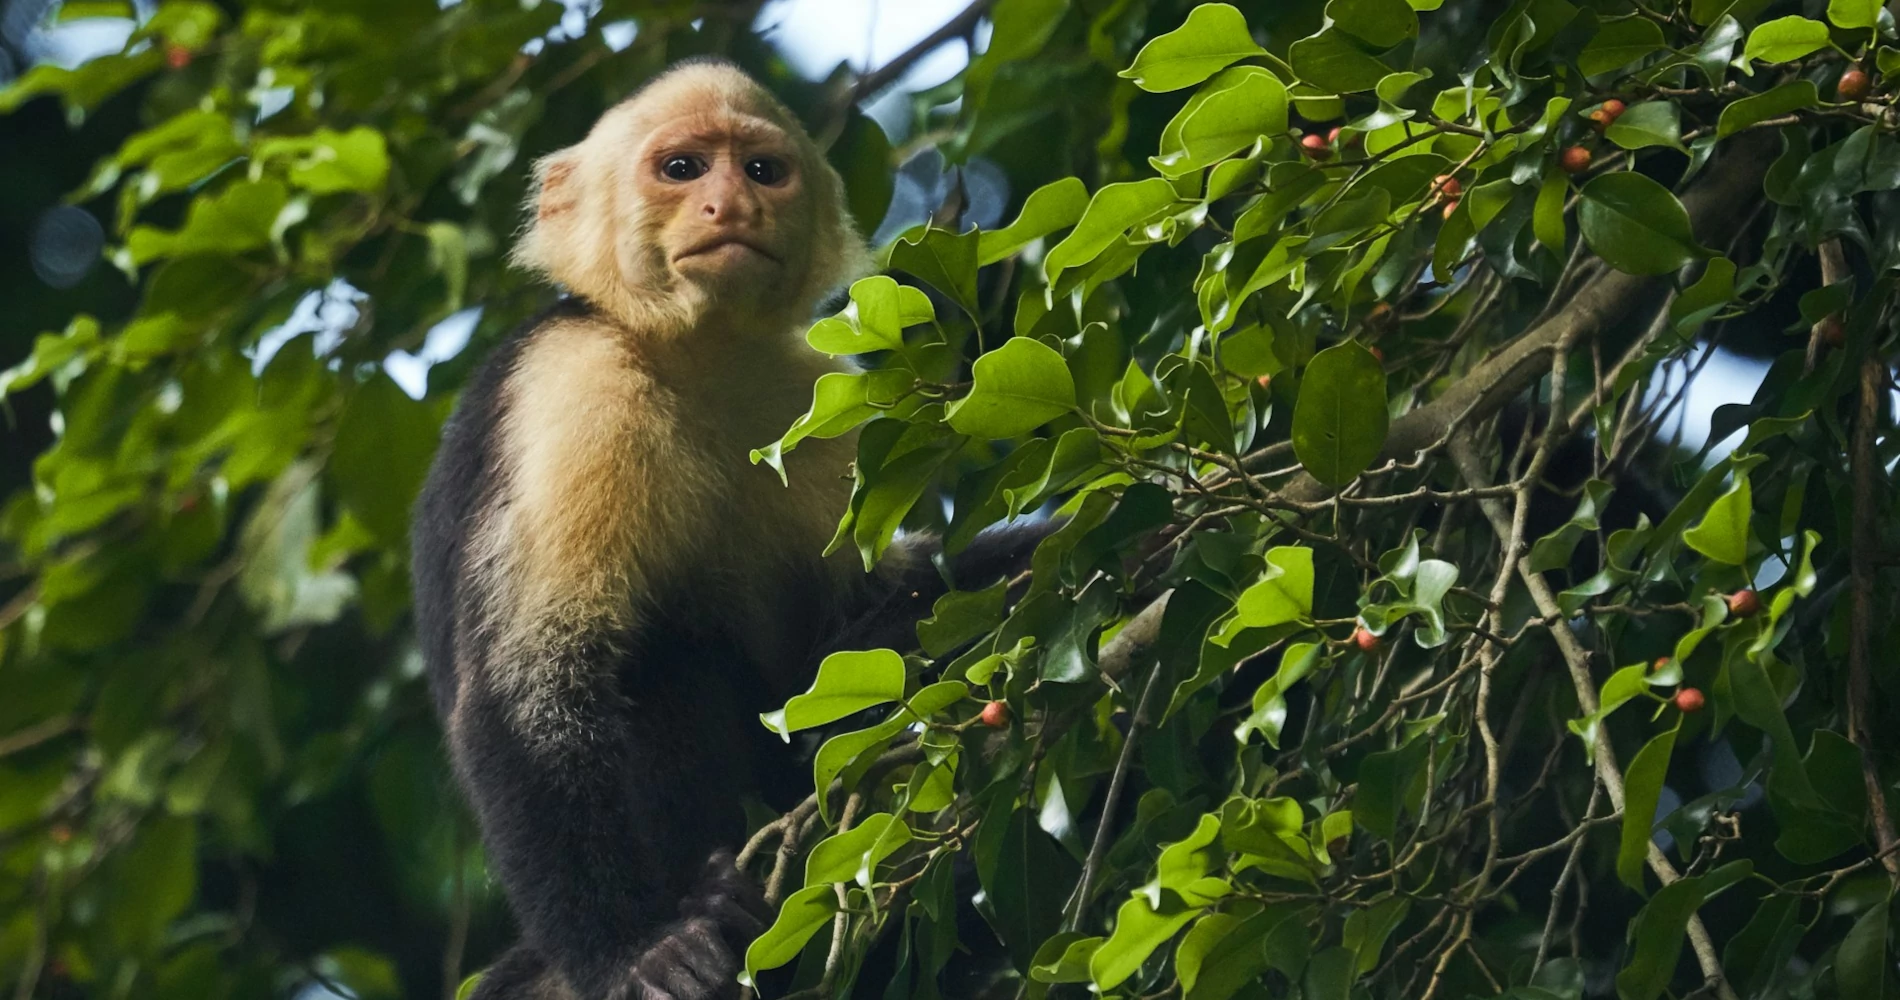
510, 60, 871, 335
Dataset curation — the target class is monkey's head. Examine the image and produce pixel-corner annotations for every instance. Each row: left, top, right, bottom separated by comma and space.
513, 60, 870, 337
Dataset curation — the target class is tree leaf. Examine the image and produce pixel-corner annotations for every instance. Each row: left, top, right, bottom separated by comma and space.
1091, 892, 1203, 990
1716, 80, 1819, 137
1151, 67, 1288, 177
1742, 16, 1831, 65
1326, 0, 1419, 49
1837, 895, 1893, 999
1829, 0, 1881, 28
1118, 3, 1268, 92
1618, 724, 1679, 892
1234, 546, 1315, 627
1043, 178, 1179, 282
806, 276, 935, 355
1289, 28, 1392, 93
1578, 172, 1709, 275
741, 884, 840, 985
804, 812, 913, 887
1578, 18, 1666, 76
760, 649, 906, 738
886, 225, 981, 320
946, 337, 1077, 439
1604, 101, 1685, 152
978, 177, 1090, 265
1682, 474, 1750, 565
1292, 342, 1389, 486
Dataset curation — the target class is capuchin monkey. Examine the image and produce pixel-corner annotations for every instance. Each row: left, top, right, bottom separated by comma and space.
411, 60, 1036, 1000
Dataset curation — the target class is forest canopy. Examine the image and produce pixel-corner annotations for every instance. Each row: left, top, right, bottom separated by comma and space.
1, 0, 1898, 999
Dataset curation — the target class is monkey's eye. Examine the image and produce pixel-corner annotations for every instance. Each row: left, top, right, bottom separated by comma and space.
660, 155, 706, 182
744, 157, 787, 185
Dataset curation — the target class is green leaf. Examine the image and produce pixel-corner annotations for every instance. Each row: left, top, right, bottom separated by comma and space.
978, 177, 1090, 265
760, 649, 905, 738
1671, 257, 1737, 335
1151, 67, 1288, 178
1529, 480, 1613, 572
1618, 723, 1678, 892
741, 884, 840, 985
1343, 896, 1410, 974
886, 225, 980, 320
1289, 29, 1391, 93
1091, 892, 1203, 990
1326, 0, 1419, 49
125, 179, 291, 265
1716, 80, 1819, 137
1682, 474, 1750, 565
1615, 862, 1752, 1000
1828, 0, 1880, 30
917, 580, 1008, 658
751, 369, 913, 475
106, 815, 198, 951
1119, 3, 1268, 92
253, 127, 391, 194
1043, 178, 1179, 282
1837, 895, 1893, 999
1578, 18, 1666, 76
1742, 16, 1831, 65
1234, 547, 1315, 628
1604, 101, 1685, 152
946, 337, 1078, 439
1292, 343, 1389, 486
1577, 172, 1709, 276
805, 276, 935, 355
804, 813, 913, 887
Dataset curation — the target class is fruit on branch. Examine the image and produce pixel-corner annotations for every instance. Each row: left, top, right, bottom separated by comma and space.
1727, 589, 1761, 618
1651, 656, 1671, 673
1559, 145, 1592, 173
1839, 67, 1872, 101
1673, 687, 1706, 713
166, 45, 193, 69
1352, 626, 1380, 652
1300, 133, 1332, 160
979, 701, 1010, 728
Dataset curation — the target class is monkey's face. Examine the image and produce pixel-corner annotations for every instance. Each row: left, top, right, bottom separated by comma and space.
634, 115, 815, 309
514, 63, 867, 336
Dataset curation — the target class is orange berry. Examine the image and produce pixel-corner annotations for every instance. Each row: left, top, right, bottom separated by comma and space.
1352, 626, 1380, 652
166, 45, 192, 69
1433, 174, 1462, 198
1255, 374, 1272, 389
1300, 134, 1333, 160
1559, 145, 1592, 173
1840, 68, 1872, 101
1651, 656, 1671, 673
1599, 99, 1627, 119
979, 701, 1010, 728
1673, 687, 1706, 713
1727, 589, 1760, 618
1442, 199, 1459, 220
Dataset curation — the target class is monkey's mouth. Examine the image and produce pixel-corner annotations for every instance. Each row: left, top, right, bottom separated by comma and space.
674, 236, 779, 264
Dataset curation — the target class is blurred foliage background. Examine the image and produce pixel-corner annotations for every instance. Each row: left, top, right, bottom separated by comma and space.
2, 1, 1899, 999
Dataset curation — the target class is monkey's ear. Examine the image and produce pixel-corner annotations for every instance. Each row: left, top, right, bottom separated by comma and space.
511, 149, 584, 283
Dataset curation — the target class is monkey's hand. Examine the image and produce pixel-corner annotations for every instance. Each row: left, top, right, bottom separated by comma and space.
620, 851, 771, 1000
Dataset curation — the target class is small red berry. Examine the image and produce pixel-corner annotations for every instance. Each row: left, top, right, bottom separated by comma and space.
1727, 589, 1761, 618
1599, 99, 1627, 119
1254, 374, 1272, 389
49, 824, 72, 844
1673, 687, 1706, 713
1559, 145, 1592, 174
1651, 656, 1671, 673
1367, 345, 1385, 363
1433, 174, 1462, 198
1352, 626, 1380, 652
1820, 315, 1846, 348
1441, 199, 1460, 220
979, 701, 1010, 728
165, 45, 192, 69
1839, 68, 1872, 101
1300, 134, 1333, 160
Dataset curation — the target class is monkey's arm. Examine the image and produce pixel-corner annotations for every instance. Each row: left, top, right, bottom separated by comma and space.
448, 649, 767, 1000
